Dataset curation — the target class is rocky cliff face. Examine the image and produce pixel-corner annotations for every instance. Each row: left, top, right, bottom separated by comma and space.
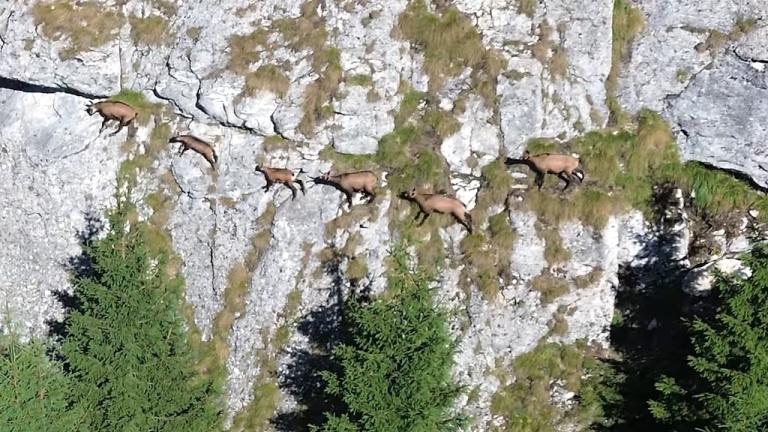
1, 0, 766, 429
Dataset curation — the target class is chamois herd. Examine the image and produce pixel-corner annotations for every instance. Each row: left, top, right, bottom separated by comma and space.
88, 99, 585, 233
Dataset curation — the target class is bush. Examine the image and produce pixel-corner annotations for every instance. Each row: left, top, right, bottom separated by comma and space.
314, 246, 466, 431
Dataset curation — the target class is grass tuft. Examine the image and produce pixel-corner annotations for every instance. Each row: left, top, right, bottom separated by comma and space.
129, 14, 170, 46
530, 272, 570, 304
606, 0, 645, 125
33, 1, 123, 60
397, 0, 505, 105
244, 64, 290, 97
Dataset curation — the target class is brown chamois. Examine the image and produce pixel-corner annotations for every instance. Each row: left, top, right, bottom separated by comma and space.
86, 100, 138, 137
254, 164, 307, 200
400, 188, 473, 233
169, 135, 218, 170
312, 170, 377, 208
506, 150, 584, 191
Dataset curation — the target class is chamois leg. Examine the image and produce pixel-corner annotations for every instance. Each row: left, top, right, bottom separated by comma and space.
286, 183, 298, 200
98, 118, 110, 134
109, 121, 126, 137
344, 191, 354, 208
263, 180, 273, 192
535, 172, 545, 190
557, 172, 571, 191
573, 168, 585, 183
295, 179, 306, 195
365, 189, 376, 205
205, 154, 217, 170
413, 209, 423, 221
418, 212, 431, 226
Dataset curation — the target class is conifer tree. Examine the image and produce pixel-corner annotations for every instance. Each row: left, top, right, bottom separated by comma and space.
314, 246, 465, 432
59, 192, 221, 431
0, 333, 84, 432
650, 244, 768, 431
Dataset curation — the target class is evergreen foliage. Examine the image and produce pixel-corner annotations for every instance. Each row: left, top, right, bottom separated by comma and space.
314, 246, 465, 432
649, 244, 768, 431
58, 191, 221, 431
0, 333, 84, 431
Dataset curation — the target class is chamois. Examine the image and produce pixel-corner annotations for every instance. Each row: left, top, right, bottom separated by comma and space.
506, 151, 584, 191
86, 100, 138, 137
254, 164, 307, 200
313, 170, 377, 208
400, 188, 473, 233
169, 135, 218, 170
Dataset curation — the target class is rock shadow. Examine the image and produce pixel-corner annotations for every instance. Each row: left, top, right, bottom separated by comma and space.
594, 185, 711, 431
271, 249, 357, 432
47, 210, 105, 340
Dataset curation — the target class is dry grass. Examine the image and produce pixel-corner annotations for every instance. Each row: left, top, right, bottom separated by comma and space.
129, 14, 170, 46
606, 0, 645, 124
573, 268, 604, 289
549, 305, 569, 336
550, 45, 569, 79
347, 74, 374, 87
538, 224, 571, 266
298, 48, 342, 136
186, 26, 202, 40
33, 1, 123, 59
227, 29, 270, 75
396, 0, 505, 104
518, 0, 538, 17
245, 64, 290, 97
531, 272, 570, 304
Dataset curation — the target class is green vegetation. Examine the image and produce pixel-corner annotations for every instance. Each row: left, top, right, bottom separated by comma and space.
649, 244, 768, 431
460, 159, 517, 301
397, 0, 505, 104
675, 68, 689, 83
491, 340, 615, 431
0, 333, 84, 431
58, 191, 221, 431
33, 1, 123, 60
346, 74, 374, 87
129, 14, 170, 46
573, 268, 603, 289
314, 246, 465, 431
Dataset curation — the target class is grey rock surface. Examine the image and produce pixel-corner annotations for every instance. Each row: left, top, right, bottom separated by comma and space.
1, 0, 767, 429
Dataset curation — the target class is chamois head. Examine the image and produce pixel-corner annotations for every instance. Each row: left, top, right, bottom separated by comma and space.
85, 102, 96, 116
254, 163, 263, 173
522, 150, 531, 160
402, 187, 418, 199
318, 170, 332, 182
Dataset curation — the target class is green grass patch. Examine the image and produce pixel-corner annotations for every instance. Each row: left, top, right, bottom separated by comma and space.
108, 89, 163, 124
33, 1, 123, 60
491, 340, 604, 431
347, 74, 374, 87
227, 29, 270, 75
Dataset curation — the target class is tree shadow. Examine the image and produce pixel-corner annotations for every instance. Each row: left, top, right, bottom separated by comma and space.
46, 210, 104, 340
594, 185, 704, 431
272, 248, 370, 431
